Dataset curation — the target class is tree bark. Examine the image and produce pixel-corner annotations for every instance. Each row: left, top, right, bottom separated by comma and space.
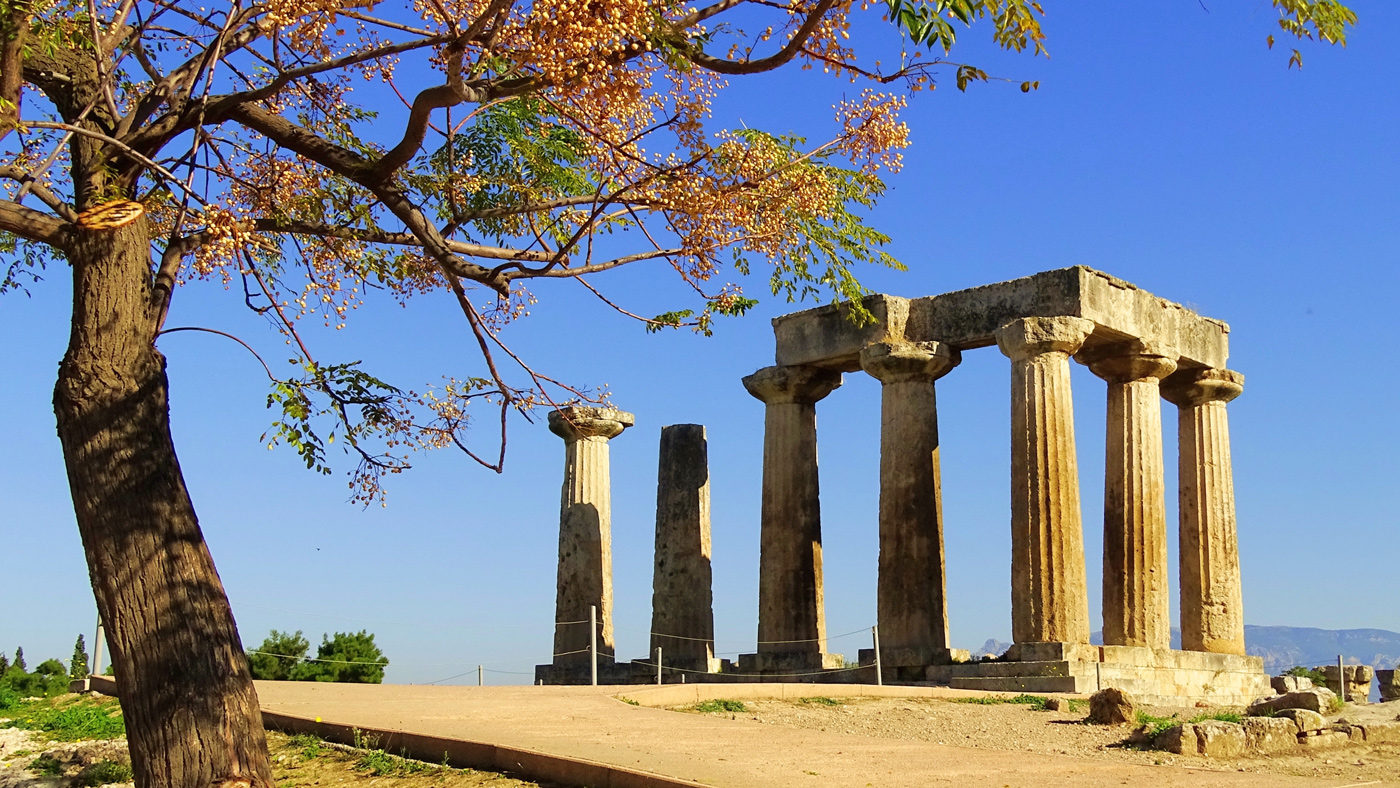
53, 217, 273, 788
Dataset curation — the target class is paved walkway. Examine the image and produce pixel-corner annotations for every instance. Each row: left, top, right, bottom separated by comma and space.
254, 682, 1373, 788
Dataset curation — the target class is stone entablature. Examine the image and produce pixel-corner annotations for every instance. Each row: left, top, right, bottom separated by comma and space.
772, 266, 1229, 372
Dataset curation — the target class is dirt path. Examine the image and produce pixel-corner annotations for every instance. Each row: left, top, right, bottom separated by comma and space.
254, 682, 1385, 788
703, 696, 1400, 785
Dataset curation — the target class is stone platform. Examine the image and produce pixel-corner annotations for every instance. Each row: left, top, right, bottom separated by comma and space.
926, 643, 1269, 706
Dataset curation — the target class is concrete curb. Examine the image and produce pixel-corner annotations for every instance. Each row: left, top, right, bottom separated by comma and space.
618, 681, 1090, 708
261, 710, 708, 788
75, 674, 706, 788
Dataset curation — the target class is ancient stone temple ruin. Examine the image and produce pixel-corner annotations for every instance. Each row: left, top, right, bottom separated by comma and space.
538, 267, 1269, 705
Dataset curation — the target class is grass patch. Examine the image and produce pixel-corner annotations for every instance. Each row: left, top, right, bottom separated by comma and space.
692, 699, 747, 714
618, 696, 639, 706
797, 697, 840, 706
951, 694, 1054, 710
1187, 710, 1242, 725
352, 730, 435, 777
290, 732, 324, 760
1134, 710, 1180, 740
1327, 694, 1346, 715
0, 695, 125, 741
75, 760, 134, 787
265, 730, 540, 788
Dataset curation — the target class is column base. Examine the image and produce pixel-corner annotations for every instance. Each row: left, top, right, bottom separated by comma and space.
1002, 641, 1098, 663
857, 645, 970, 668
736, 651, 845, 675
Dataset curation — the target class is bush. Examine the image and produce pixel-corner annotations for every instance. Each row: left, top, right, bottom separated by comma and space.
75, 761, 133, 787
0, 685, 19, 710
1283, 665, 1330, 686
247, 630, 387, 683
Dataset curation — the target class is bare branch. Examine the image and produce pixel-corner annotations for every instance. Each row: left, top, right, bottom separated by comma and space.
0, 199, 71, 247
681, 0, 839, 74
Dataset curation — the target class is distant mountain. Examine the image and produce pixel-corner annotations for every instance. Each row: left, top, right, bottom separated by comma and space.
969, 626, 1400, 675
1243, 626, 1400, 675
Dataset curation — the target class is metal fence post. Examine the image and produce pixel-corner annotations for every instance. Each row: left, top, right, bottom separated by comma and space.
590, 604, 598, 687
872, 625, 883, 686
92, 617, 105, 678
478, 665, 483, 686
656, 647, 663, 685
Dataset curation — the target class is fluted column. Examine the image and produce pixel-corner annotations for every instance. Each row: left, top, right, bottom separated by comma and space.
742, 365, 842, 661
1078, 343, 1177, 650
650, 424, 718, 673
1162, 368, 1246, 655
995, 317, 1094, 647
860, 340, 961, 666
550, 406, 634, 668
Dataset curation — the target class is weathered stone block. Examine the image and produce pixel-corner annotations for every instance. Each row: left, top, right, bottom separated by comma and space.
1272, 675, 1313, 694
1377, 669, 1399, 702
1331, 724, 1365, 743
1194, 721, 1247, 758
1242, 717, 1298, 753
1248, 687, 1337, 715
1274, 708, 1326, 733
1088, 687, 1135, 725
1359, 721, 1400, 744
1297, 730, 1348, 750
1318, 664, 1374, 704
772, 294, 909, 370
1155, 724, 1198, 755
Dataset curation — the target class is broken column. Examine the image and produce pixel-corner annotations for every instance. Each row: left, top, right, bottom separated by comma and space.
1161, 368, 1246, 656
860, 340, 961, 668
650, 424, 719, 674
548, 406, 634, 672
995, 317, 1094, 651
1079, 341, 1177, 650
740, 365, 843, 671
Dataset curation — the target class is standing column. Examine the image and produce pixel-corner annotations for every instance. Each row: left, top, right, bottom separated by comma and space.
1161, 368, 1246, 655
741, 365, 842, 670
650, 424, 718, 674
549, 406, 634, 671
1078, 342, 1177, 650
994, 317, 1095, 648
860, 341, 961, 666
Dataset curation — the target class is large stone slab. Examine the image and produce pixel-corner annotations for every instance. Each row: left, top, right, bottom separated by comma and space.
1242, 717, 1299, 753
769, 267, 1230, 371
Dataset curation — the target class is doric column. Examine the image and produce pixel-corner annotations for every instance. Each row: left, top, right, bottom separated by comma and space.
549, 406, 634, 668
742, 365, 842, 661
859, 341, 961, 666
650, 424, 718, 673
995, 317, 1095, 647
1161, 368, 1246, 655
1078, 342, 1177, 650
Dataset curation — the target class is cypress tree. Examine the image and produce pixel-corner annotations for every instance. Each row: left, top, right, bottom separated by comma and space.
71, 635, 89, 679
13, 647, 24, 671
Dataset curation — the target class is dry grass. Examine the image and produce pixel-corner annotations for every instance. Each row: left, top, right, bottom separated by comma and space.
267, 730, 549, 788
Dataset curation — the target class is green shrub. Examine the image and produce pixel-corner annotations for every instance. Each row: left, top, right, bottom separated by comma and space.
693, 699, 747, 713
1187, 710, 1242, 725
798, 697, 840, 706
1283, 665, 1330, 686
951, 694, 1052, 709
290, 733, 323, 760
75, 760, 133, 786
1134, 710, 1180, 740
0, 685, 19, 710
246, 630, 310, 681
30, 754, 64, 777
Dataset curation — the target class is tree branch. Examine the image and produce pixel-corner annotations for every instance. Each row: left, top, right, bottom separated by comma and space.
0, 199, 70, 247
680, 0, 839, 74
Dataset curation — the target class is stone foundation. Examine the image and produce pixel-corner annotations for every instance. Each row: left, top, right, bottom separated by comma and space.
929, 645, 1269, 706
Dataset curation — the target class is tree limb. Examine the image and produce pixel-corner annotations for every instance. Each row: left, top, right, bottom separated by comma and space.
0, 198, 70, 247
680, 0, 839, 74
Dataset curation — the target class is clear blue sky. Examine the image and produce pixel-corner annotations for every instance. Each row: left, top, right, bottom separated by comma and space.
3, 2, 1396, 683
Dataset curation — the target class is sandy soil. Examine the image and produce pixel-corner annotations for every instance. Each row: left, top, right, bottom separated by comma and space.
682, 696, 1400, 785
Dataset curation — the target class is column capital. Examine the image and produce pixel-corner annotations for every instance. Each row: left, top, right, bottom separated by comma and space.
1160, 368, 1244, 408
742, 365, 842, 405
1076, 340, 1178, 384
859, 341, 961, 384
994, 317, 1096, 362
548, 406, 635, 443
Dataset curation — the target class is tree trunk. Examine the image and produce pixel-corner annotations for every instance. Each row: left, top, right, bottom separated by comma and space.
53, 218, 273, 788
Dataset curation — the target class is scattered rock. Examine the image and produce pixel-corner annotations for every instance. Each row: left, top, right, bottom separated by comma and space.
1247, 687, 1338, 716
1298, 730, 1349, 750
1242, 717, 1299, 753
1043, 698, 1066, 712
1195, 720, 1246, 758
1272, 675, 1314, 694
1276, 708, 1326, 733
1155, 723, 1198, 755
1318, 665, 1375, 704
1378, 669, 1399, 703
1359, 721, 1400, 744
1087, 688, 1135, 725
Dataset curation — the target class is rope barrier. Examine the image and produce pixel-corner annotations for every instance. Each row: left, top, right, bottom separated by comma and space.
247, 651, 388, 666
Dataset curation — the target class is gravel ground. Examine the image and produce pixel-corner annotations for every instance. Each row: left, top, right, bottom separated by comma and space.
682, 696, 1400, 784
0, 725, 132, 788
